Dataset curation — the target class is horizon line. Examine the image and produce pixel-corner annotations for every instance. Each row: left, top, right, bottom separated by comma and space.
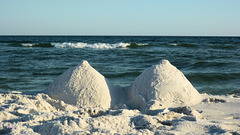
0, 34, 239, 37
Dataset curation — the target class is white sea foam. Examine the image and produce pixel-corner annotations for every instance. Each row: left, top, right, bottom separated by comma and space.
170, 43, 178, 46
20, 42, 149, 49
22, 43, 34, 47
52, 42, 130, 49
137, 43, 149, 46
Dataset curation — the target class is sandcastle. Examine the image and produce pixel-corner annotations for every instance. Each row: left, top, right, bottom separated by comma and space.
126, 60, 202, 111
45, 60, 112, 109
46, 60, 202, 110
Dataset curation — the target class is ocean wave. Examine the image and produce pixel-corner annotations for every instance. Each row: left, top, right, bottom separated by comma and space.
52, 42, 149, 49
8, 42, 149, 49
127, 43, 149, 48
207, 44, 238, 50
170, 43, 197, 47
104, 71, 141, 78
22, 43, 53, 47
52, 42, 130, 49
9, 43, 53, 47
186, 72, 240, 82
191, 61, 235, 69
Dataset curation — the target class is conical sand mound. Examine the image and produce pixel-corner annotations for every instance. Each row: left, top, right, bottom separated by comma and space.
45, 60, 112, 109
46, 60, 202, 111
127, 59, 202, 110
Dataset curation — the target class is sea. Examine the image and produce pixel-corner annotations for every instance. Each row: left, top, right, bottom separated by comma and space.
0, 36, 239, 95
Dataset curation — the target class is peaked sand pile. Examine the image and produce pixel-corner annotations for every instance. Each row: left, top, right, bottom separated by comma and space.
127, 59, 202, 110
45, 60, 112, 109
46, 59, 202, 111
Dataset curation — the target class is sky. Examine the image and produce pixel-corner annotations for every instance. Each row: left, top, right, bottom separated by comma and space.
0, 0, 240, 36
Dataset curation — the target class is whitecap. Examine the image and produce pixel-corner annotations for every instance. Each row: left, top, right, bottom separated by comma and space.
170, 43, 178, 46
22, 43, 34, 47
52, 42, 130, 49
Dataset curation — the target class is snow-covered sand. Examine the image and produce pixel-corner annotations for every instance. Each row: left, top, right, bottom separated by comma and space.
0, 60, 239, 134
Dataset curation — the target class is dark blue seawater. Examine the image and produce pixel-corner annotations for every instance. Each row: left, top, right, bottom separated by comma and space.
0, 36, 239, 95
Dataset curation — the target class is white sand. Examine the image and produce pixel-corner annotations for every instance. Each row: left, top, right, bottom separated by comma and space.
0, 92, 239, 134
46, 60, 112, 109
126, 59, 202, 111
1, 60, 239, 134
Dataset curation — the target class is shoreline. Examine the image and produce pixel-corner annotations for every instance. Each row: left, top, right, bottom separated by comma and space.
1, 61, 240, 134
1, 57, 239, 134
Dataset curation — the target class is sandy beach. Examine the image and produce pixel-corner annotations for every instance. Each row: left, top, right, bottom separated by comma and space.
0, 92, 239, 134
1, 0, 240, 134
1, 60, 239, 135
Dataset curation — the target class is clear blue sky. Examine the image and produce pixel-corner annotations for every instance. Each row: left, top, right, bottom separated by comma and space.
0, 0, 239, 36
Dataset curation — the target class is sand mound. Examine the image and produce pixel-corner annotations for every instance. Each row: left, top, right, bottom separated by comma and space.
45, 60, 112, 109
126, 59, 202, 110
46, 59, 202, 111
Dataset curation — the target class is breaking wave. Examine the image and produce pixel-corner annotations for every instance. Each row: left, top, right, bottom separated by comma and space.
22, 43, 53, 47
8, 42, 149, 49
53, 42, 149, 49
53, 42, 129, 49
170, 43, 197, 47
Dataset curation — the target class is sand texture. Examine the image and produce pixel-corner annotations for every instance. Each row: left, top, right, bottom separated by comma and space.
0, 92, 239, 134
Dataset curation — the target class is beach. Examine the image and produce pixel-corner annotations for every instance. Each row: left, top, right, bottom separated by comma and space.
1, 36, 240, 95
1, 59, 240, 134
0, 90, 240, 134
0, 36, 240, 134
1, 0, 240, 133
